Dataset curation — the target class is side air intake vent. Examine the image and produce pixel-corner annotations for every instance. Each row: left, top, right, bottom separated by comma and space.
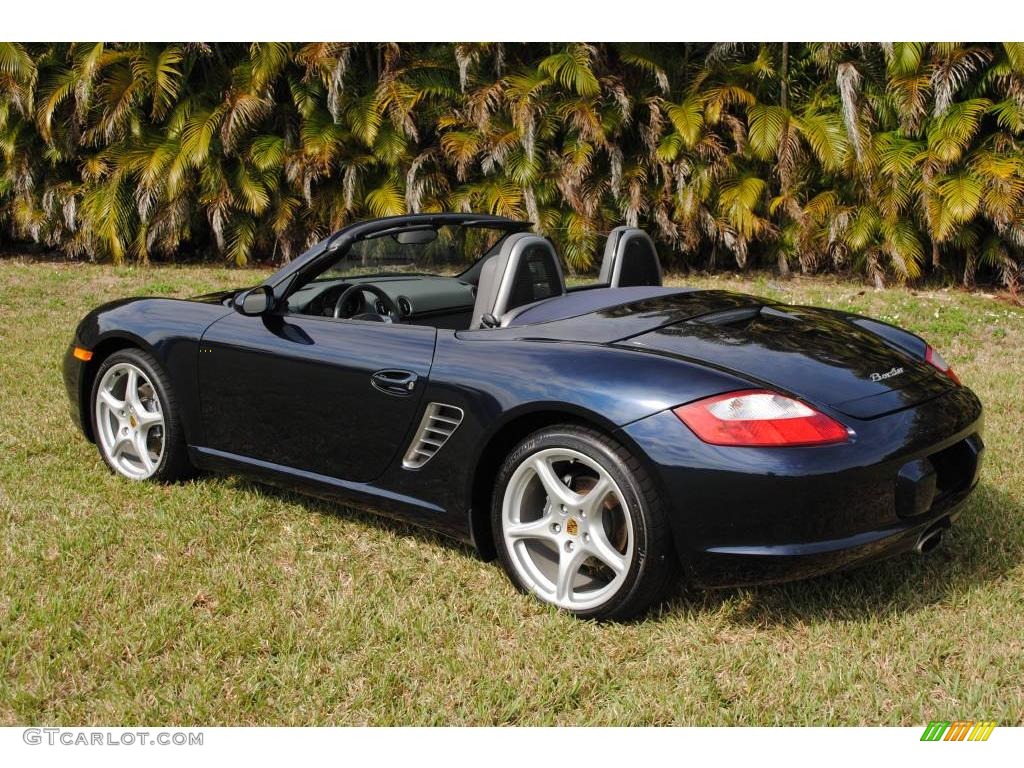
402, 402, 465, 469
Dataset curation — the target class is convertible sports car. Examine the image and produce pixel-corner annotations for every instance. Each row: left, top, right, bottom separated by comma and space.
63, 213, 984, 619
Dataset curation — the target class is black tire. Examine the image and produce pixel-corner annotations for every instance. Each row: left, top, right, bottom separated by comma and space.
89, 347, 193, 483
491, 424, 678, 620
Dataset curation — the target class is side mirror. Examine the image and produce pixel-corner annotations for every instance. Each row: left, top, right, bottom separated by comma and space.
235, 285, 274, 316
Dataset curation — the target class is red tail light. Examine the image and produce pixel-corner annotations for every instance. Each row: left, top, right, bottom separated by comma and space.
925, 345, 961, 385
673, 390, 851, 447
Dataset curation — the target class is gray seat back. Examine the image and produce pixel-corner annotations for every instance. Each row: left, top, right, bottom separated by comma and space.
471, 233, 565, 328
598, 226, 663, 287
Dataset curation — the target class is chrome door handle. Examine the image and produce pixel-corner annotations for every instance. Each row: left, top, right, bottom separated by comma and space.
371, 369, 418, 396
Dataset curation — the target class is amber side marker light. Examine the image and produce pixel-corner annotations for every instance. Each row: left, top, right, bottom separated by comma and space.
72, 347, 93, 361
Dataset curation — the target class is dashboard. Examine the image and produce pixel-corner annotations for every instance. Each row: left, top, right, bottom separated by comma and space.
286, 274, 477, 326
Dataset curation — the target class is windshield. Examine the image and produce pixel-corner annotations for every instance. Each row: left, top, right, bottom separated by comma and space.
317, 224, 511, 282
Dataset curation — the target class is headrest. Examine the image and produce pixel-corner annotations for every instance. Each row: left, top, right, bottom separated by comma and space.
471, 233, 565, 328
599, 226, 663, 287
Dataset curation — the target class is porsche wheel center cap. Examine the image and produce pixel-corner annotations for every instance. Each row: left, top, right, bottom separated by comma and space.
566, 517, 579, 536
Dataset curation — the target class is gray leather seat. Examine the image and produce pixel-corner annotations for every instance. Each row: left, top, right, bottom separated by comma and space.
598, 226, 663, 287
471, 233, 565, 328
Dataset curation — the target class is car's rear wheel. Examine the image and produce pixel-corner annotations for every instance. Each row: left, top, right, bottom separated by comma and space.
492, 424, 677, 620
91, 348, 191, 482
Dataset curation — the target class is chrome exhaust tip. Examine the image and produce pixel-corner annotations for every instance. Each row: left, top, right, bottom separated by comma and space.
915, 527, 944, 555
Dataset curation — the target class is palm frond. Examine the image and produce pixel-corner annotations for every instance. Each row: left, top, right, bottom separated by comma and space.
747, 105, 788, 161
927, 98, 992, 163
538, 45, 600, 97
664, 95, 704, 149
364, 177, 406, 217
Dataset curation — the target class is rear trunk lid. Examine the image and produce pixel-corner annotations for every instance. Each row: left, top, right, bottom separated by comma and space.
620, 302, 952, 419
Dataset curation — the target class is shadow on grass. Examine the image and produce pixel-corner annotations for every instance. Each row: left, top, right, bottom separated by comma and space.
229, 477, 479, 558
666, 481, 1023, 625
231, 476, 1021, 625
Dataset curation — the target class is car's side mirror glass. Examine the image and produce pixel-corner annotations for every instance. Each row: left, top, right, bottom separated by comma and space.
235, 285, 274, 316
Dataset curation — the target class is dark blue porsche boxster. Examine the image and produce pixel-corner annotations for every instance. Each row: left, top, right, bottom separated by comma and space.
63, 213, 984, 619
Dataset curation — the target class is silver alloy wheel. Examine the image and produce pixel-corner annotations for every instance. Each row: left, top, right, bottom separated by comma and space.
94, 362, 165, 480
502, 447, 634, 611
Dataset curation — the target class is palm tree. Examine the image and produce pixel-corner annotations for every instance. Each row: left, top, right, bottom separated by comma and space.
1, 41, 1022, 292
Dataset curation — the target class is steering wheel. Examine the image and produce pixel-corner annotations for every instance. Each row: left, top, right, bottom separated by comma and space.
333, 283, 402, 322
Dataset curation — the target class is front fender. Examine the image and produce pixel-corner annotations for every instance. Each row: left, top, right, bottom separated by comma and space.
67, 297, 232, 445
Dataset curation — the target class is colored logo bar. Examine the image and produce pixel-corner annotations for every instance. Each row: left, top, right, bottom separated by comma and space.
921, 721, 996, 741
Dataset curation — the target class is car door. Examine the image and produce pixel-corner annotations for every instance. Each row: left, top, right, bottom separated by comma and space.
197, 311, 436, 483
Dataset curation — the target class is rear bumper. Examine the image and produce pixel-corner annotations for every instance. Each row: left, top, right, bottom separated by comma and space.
684, 500, 970, 587
622, 386, 984, 588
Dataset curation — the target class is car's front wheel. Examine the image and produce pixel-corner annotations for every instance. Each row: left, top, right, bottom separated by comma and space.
90, 348, 191, 482
492, 424, 677, 620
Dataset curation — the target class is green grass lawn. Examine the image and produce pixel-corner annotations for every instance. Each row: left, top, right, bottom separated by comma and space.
1, 260, 1022, 725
